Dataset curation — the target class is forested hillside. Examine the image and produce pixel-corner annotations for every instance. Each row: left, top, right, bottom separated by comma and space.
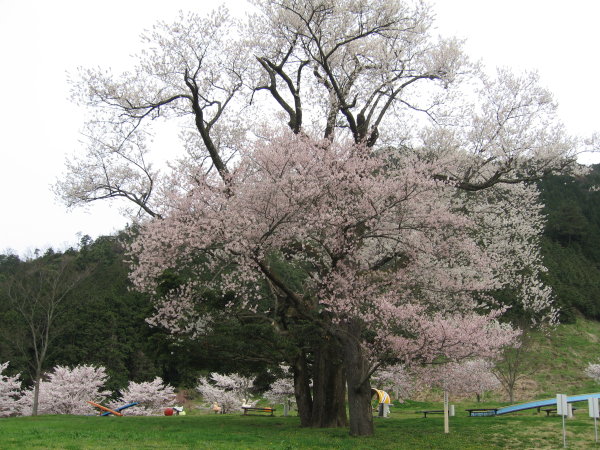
540, 164, 600, 322
2, 167, 600, 389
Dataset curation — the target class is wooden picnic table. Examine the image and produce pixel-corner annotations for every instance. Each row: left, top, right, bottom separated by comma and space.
541, 407, 577, 416
418, 410, 444, 418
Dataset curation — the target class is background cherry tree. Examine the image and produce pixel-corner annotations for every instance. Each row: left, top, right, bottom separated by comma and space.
17, 365, 110, 416
264, 378, 295, 409
418, 359, 500, 402
109, 377, 176, 416
0, 362, 22, 418
585, 363, 600, 383
196, 373, 256, 414
264, 366, 297, 411
58, 0, 586, 436
371, 364, 415, 403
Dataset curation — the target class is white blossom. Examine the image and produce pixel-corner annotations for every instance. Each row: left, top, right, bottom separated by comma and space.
0, 362, 22, 417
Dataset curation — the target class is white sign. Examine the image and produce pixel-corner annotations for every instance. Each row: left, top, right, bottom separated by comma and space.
590, 397, 600, 419
557, 394, 568, 417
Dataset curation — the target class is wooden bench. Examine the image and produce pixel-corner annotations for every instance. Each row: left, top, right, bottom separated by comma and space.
466, 408, 498, 417
242, 406, 275, 416
541, 407, 577, 416
419, 410, 444, 418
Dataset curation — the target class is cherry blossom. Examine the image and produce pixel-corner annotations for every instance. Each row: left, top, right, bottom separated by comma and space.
264, 366, 297, 409
110, 377, 176, 416
196, 373, 256, 414
130, 131, 551, 434
586, 363, 600, 383
0, 362, 22, 418
371, 364, 414, 403
17, 365, 110, 416
418, 359, 500, 402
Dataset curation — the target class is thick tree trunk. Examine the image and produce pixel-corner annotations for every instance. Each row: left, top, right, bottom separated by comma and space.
292, 351, 313, 427
291, 338, 348, 429
310, 338, 347, 428
342, 320, 374, 437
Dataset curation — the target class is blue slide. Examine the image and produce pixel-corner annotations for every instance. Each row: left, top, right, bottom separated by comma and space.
494, 393, 600, 416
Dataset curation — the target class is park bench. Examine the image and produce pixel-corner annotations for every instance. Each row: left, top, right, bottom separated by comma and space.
465, 408, 498, 417
541, 407, 577, 416
419, 410, 444, 418
242, 406, 275, 416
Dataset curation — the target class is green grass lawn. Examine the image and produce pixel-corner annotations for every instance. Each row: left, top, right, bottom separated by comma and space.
3, 408, 600, 449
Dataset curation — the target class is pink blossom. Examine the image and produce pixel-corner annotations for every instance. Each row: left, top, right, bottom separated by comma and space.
131, 132, 548, 371
372, 365, 415, 403
110, 377, 176, 416
196, 373, 256, 414
418, 359, 500, 400
17, 365, 110, 416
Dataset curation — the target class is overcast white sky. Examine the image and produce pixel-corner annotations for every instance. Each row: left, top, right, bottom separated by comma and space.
0, 0, 598, 256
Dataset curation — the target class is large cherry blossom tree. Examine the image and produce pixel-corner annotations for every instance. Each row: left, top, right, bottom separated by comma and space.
58, 0, 585, 436
131, 132, 548, 434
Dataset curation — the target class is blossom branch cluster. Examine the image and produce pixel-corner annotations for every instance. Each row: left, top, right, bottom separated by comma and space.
131, 131, 552, 368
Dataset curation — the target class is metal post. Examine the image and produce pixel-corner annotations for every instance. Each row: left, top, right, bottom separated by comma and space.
562, 414, 567, 448
557, 394, 568, 448
589, 397, 599, 443
444, 390, 449, 434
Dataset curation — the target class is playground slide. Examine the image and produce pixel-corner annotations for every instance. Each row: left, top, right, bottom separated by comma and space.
495, 393, 600, 415
98, 402, 140, 416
